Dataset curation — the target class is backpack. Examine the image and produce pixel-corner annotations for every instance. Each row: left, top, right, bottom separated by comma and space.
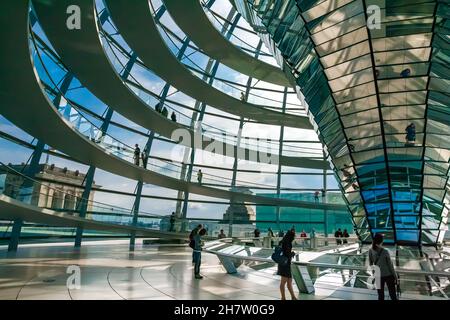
189, 238, 195, 249
271, 245, 288, 266
371, 248, 384, 266
189, 230, 196, 249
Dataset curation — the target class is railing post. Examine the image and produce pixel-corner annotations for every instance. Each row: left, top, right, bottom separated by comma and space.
291, 263, 315, 294
217, 254, 238, 274
74, 166, 96, 248
7, 219, 23, 252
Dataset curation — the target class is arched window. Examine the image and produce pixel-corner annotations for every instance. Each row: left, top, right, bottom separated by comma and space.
51, 190, 63, 209
64, 193, 75, 211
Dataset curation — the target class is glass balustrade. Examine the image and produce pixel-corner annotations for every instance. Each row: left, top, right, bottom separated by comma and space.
204, 239, 450, 299
0, 162, 162, 229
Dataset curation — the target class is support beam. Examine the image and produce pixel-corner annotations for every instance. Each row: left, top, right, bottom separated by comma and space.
275, 86, 287, 232
129, 132, 155, 251
130, 8, 177, 247
8, 71, 73, 252
129, 181, 144, 250
74, 166, 95, 247
228, 117, 245, 237
74, 108, 114, 248
177, 6, 236, 230
227, 39, 261, 237
323, 146, 328, 237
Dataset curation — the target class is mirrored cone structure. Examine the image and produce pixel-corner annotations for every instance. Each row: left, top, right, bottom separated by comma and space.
237, 0, 449, 246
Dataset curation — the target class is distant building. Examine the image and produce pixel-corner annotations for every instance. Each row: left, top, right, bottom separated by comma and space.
1, 163, 99, 212
222, 187, 256, 222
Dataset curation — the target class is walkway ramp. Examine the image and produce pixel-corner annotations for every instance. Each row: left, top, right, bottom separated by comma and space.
32, 0, 323, 169
104, 0, 312, 129
164, 0, 292, 87
0, 195, 187, 239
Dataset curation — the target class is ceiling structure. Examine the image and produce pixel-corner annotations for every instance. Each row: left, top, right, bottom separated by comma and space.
0, 0, 447, 247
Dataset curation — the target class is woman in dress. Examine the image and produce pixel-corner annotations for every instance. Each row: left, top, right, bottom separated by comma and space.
278, 230, 297, 300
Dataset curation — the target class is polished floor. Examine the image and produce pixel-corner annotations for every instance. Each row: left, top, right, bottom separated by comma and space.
0, 240, 443, 300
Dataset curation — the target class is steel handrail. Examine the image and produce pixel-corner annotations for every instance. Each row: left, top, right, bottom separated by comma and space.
204, 242, 450, 278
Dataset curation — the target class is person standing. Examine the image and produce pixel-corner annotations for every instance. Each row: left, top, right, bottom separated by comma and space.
197, 169, 203, 184
369, 233, 398, 300
405, 123, 416, 145
335, 228, 343, 245
171, 111, 177, 122
342, 229, 350, 244
193, 228, 207, 279
189, 224, 202, 263
267, 227, 275, 247
310, 228, 316, 249
141, 148, 149, 169
277, 230, 297, 300
169, 212, 176, 232
155, 102, 162, 113
300, 229, 307, 249
314, 191, 320, 203
162, 106, 169, 118
218, 229, 226, 239
133, 144, 141, 166
254, 228, 261, 238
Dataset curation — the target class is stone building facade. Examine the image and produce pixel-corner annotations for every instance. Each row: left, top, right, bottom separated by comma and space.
3, 163, 98, 212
